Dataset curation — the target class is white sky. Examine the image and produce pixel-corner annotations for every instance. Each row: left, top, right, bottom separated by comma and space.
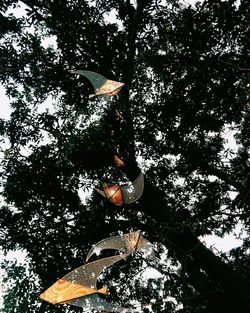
0, 85, 11, 120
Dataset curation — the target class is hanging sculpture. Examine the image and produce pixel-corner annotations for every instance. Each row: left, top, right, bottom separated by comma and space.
95, 172, 144, 206
39, 254, 128, 308
71, 70, 124, 98
86, 230, 156, 262
40, 63, 151, 312
40, 231, 155, 312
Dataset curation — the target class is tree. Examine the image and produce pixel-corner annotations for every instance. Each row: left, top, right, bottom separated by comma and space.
1, 258, 45, 313
0, 0, 249, 312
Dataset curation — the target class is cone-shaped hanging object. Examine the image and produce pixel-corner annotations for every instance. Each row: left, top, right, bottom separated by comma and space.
95, 172, 144, 206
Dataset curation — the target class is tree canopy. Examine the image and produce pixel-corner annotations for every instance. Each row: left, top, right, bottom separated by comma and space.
0, 0, 249, 312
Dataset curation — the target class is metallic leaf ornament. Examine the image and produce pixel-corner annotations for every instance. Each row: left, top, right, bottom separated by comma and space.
40, 230, 154, 312
86, 230, 156, 262
71, 70, 124, 98
95, 172, 144, 206
40, 255, 127, 305
39, 279, 107, 305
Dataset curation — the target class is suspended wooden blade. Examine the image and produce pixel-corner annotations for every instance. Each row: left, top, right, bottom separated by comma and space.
71, 70, 124, 97
40, 255, 127, 305
63, 254, 127, 288
94, 79, 124, 97
39, 279, 106, 305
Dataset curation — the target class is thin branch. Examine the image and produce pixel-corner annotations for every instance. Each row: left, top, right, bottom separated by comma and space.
221, 60, 250, 72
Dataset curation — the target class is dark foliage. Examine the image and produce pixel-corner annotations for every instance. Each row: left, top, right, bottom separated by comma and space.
0, 0, 249, 312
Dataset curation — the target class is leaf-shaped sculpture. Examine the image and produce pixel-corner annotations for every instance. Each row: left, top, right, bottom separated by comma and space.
40, 254, 127, 305
71, 70, 124, 98
86, 230, 156, 262
95, 172, 144, 206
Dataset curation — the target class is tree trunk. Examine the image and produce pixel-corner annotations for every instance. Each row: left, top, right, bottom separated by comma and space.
122, 160, 250, 312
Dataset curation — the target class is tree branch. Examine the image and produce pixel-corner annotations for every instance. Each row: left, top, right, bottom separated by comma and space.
120, 159, 250, 312
221, 60, 250, 72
